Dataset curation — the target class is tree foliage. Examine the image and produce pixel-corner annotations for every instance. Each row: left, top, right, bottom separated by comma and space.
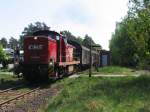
60, 30, 77, 42
0, 37, 7, 48
82, 34, 95, 48
76, 36, 83, 44
9, 37, 18, 49
0, 44, 8, 67
110, 0, 150, 67
21, 21, 50, 36
19, 21, 50, 48
60, 30, 101, 49
0, 45, 5, 62
60, 30, 84, 44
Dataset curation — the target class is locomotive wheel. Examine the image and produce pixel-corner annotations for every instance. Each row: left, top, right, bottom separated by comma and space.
55, 71, 59, 79
23, 73, 33, 82
54, 70, 64, 79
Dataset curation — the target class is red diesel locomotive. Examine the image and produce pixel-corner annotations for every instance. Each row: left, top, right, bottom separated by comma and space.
22, 30, 80, 81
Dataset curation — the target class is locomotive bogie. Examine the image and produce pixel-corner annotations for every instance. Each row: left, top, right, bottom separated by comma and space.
22, 64, 49, 81
67, 65, 74, 73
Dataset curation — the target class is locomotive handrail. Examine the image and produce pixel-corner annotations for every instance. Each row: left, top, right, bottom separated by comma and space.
58, 55, 80, 62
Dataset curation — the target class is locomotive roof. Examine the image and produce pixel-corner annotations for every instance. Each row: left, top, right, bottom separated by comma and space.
32, 30, 61, 37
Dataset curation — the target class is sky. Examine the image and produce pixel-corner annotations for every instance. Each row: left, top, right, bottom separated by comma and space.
0, 0, 129, 50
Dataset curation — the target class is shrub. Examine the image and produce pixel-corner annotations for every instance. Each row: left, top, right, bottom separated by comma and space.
0, 45, 9, 68
138, 52, 150, 70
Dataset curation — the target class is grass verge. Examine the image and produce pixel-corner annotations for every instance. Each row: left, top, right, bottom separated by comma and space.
45, 75, 150, 112
0, 70, 15, 81
96, 66, 135, 75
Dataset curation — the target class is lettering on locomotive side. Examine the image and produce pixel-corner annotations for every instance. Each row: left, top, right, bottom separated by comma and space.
28, 44, 43, 50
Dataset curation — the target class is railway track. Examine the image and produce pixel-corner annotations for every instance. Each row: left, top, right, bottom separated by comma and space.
0, 83, 60, 112
0, 84, 25, 94
0, 86, 40, 111
0, 72, 71, 111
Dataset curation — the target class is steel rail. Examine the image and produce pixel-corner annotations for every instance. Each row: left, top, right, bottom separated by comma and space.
0, 84, 25, 94
0, 87, 40, 107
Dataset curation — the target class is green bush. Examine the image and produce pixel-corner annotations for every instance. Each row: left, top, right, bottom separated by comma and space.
138, 54, 150, 70
0, 45, 9, 68
139, 57, 150, 70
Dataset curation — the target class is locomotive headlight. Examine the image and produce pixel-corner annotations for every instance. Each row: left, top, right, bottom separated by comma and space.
49, 59, 54, 66
49, 62, 53, 65
34, 36, 38, 40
